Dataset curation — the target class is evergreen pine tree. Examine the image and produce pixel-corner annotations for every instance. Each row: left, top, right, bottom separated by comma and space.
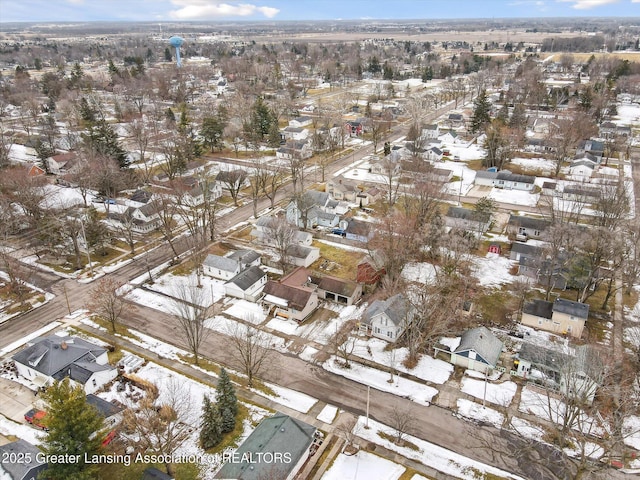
200, 395, 223, 449
39, 379, 105, 480
215, 368, 238, 417
85, 119, 129, 168
470, 89, 491, 133
220, 407, 235, 434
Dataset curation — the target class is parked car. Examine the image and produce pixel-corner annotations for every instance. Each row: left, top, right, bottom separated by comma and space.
331, 228, 346, 237
24, 409, 48, 430
102, 429, 117, 447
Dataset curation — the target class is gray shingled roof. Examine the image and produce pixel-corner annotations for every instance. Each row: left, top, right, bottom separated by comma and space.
0, 440, 46, 480
508, 215, 551, 231
203, 254, 239, 273
214, 412, 315, 480
554, 298, 589, 319
86, 394, 124, 419
12, 336, 108, 377
523, 299, 554, 319
455, 326, 503, 367
227, 266, 266, 291
511, 242, 542, 257
227, 249, 261, 265
362, 293, 412, 327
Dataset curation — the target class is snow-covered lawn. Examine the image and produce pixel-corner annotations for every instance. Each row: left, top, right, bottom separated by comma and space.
487, 187, 539, 207
461, 378, 518, 407
124, 328, 188, 360
350, 337, 453, 384
205, 316, 291, 353
125, 287, 174, 313
225, 300, 267, 324
456, 399, 504, 428
0, 415, 45, 445
255, 382, 317, 413
323, 357, 438, 406
623, 415, 640, 450
147, 272, 225, 306
316, 404, 338, 424
471, 252, 517, 287
510, 157, 556, 173
354, 417, 525, 480
40, 184, 86, 209
508, 417, 546, 442
266, 317, 300, 335
401, 262, 438, 285
296, 304, 367, 346
321, 451, 405, 480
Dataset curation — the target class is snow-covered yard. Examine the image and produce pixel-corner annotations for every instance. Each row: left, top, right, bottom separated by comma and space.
471, 252, 517, 287
461, 377, 518, 407
323, 357, 438, 406
354, 417, 525, 480
321, 451, 405, 480
456, 399, 504, 428
316, 404, 338, 424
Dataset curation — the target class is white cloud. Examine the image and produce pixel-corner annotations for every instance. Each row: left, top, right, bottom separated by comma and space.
169, 1, 280, 19
557, 0, 620, 9
66, 0, 85, 4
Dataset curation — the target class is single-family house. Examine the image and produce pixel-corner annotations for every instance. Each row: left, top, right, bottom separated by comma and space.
448, 326, 503, 374
426, 146, 444, 162
202, 254, 241, 281
361, 293, 415, 341
214, 412, 319, 480
509, 242, 543, 263
369, 157, 401, 176
251, 216, 313, 247
310, 274, 362, 306
474, 170, 535, 191
521, 298, 589, 338
569, 155, 597, 179
345, 120, 363, 136
507, 215, 550, 240
289, 116, 313, 128
326, 177, 361, 203
262, 279, 318, 322
107, 204, 162, 234
286, 190, 346, 229
0, 440, 47, 480
444, 206, 491, 235
514, 342, 602, 404
12, 335, 117, 394
576, 139, 604, 163
227, 249, 261, 269
47, 152, 78, 175
421, 124, 440, 141
282, 126, 309, 141
447, 113, 464, 128
224, 266, 267, 302
337, 218, 374, 243
276, 141, 313, 161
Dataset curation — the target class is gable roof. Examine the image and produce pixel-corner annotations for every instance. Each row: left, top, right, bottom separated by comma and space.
508, 215, 550, 231
446, 206, 489, 223
523, 299, 554, 319
12, 335, 108, 379
553, 298, 589, 319
311, 275, 360, 297
362, 293, 412, 327
214, 412, 315, 480
496, 171, 535, 184
518, 342, 569, 372
0, 440, 46, 480
86, 394, 124, 419
262, 281, 314, 311
227, 266, 266, 291
203, 254, 239, 273
511, 242, 542, 257
455, 326, 503, 367
227, 249, 261, 265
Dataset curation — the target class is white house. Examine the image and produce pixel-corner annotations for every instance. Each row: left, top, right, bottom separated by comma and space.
361, 293, 415, 341
421, 124, 440, 141
224, 266, 267, 302
12, 335, 117, 394
203, 254, 241, 281
288, 116, 313, 128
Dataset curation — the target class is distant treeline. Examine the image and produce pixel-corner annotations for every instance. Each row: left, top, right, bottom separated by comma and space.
541, 36, 605, 53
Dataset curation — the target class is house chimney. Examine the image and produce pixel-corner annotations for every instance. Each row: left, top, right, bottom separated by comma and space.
60, 341, 68, 350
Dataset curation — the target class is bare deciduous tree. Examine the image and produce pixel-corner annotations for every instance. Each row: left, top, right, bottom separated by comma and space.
225, 321, 276, 388
171, 282, 213, 366
86, 277, 133, 332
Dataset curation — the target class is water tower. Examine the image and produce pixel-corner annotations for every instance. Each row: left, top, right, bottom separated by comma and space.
169, 36, 184, 67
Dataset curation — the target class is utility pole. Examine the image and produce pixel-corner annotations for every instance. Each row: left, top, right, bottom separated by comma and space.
80, 219, 94, 277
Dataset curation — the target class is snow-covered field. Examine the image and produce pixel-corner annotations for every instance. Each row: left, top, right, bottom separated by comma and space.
461, 378, 518, 407
354, 417, 525, 480
316, 404, 338, 424
401, 262, 438, 285
323, 357, 438, 406
456, 399, 504, 428
321, 451, 405, 480
471, 252, 517, 287
147, 272, 226, 307
225, 299, 267, 324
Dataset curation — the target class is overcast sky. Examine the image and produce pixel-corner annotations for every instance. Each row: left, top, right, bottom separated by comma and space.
0, 0, 639, 23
